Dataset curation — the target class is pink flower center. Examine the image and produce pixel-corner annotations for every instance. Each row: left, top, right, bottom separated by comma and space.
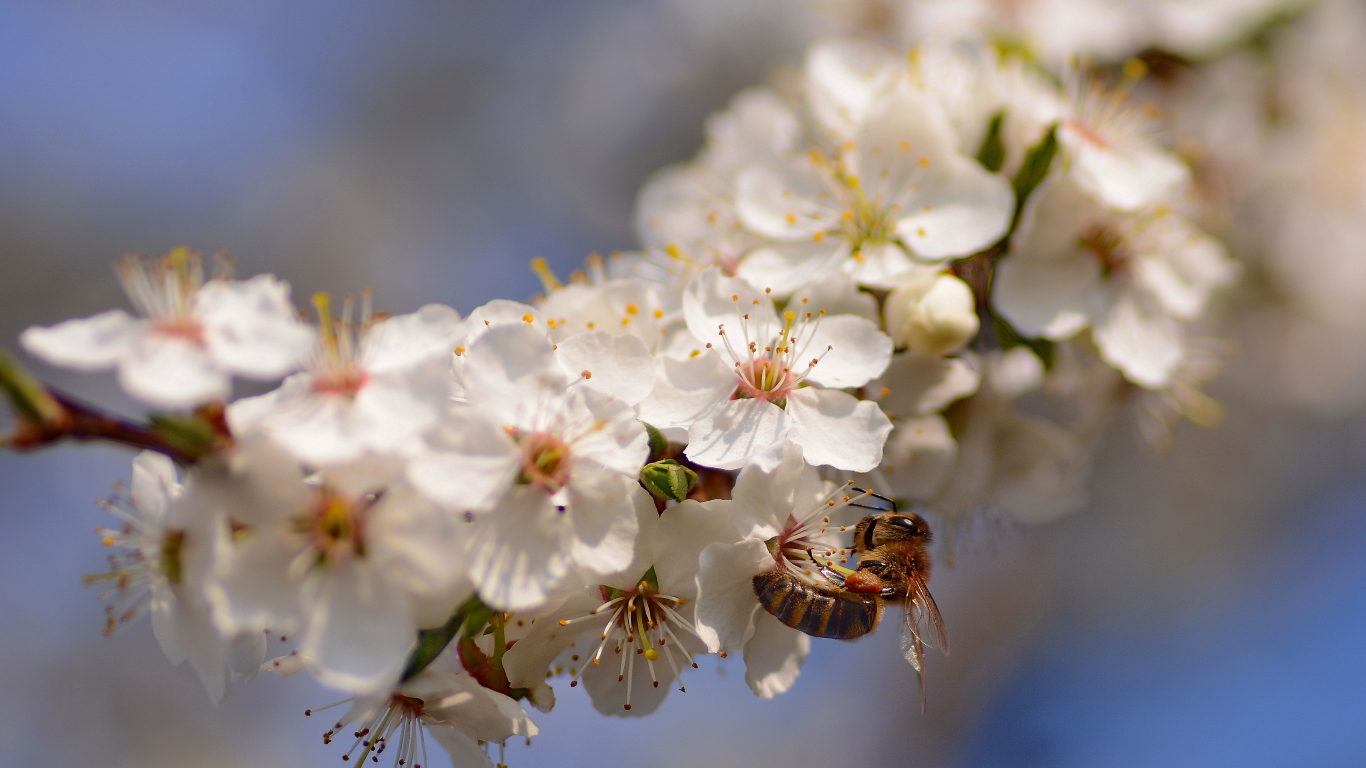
312, 367, 369, 398
151, 317, 206, 343
514, 430, 572, 493
732, 359, 796, 404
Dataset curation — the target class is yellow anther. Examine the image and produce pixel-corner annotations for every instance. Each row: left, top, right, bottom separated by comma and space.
880, 387, 891, 397
689, 349, 701, 358
1122, 57, 1148, 83
454, 345, 466, 356
522, 313, 534, 324
530, 257, 563, 292
625, 303, 639, 315
899, 140, 910, 151
666, 243, 684, 260
786, 213, 798, 224
918, 156, 930, 167
653, 308, 664, 319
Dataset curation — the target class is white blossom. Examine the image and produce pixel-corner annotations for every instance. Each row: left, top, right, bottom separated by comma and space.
21, 248, 314, 409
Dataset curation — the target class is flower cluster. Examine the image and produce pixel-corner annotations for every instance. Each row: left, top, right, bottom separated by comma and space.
1, 14, 1254, 768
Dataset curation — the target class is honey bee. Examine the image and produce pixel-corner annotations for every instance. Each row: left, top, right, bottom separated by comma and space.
752, 497, 948, 707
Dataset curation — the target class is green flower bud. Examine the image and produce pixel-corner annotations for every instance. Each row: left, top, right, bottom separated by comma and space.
640, 459, 697, 502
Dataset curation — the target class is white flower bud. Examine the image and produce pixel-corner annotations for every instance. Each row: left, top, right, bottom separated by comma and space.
884, 274, 980, 355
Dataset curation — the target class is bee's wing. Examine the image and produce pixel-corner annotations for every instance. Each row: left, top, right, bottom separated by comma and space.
898, 574, 948, 712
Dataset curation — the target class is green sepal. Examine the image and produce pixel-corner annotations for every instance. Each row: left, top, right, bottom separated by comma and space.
400, 593, 486, 682
640, 459, 697, 502
642, 421, 669, 463
0, 349, 66, 427
1010, 124, 1059, 226
149, 412, 221, 461
976, 111, 1007, 173
993, 315, 1056, 371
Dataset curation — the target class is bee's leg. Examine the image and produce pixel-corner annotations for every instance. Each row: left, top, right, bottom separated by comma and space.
806, 547, 848, 585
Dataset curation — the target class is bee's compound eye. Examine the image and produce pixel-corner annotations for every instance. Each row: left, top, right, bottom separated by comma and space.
888, 515, 924, 534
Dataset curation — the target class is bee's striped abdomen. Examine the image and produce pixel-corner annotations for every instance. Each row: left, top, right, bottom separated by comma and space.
752, 571, 881, 640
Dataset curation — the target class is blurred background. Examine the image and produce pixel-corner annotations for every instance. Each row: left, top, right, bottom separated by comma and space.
3, 1, 1366, 766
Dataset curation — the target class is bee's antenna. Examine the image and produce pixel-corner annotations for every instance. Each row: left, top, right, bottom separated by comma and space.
849, 488, 898, 511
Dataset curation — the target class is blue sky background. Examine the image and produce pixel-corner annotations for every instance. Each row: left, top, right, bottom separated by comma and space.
2, 2, 1365, 767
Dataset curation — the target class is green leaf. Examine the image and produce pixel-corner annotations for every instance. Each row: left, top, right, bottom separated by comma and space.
640, 459, 697, 502
976, 111, 1007, 173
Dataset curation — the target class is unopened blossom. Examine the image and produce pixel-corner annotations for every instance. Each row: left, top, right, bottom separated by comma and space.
502, 498, 735, 717
994, 176, 1238, 387
884, 272, 980, 355
731, 40, 1015, 292
21, 247, 313, 409
407, 323, 651, 610
86, 451, 263, 703
306, 650, 537, 768
638, 267, 893, 471
206, 440, 473, 694
695, 442, 887, 697
227, 293, 463, 465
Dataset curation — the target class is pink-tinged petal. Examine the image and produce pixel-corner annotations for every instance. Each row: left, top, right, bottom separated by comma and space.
301, 562, 416, 694
1093, 291, 1184, 388
742, 610, 810, 699
196, 275, 315, 379
467, 488, 571, 611
555, 331, 655, 405
120, 334, 230, 408
422, 671, 538, 742
798, 314, 893, 389
866, 352, 980, 419
684, 397, 791, 471
407, 412, 520, 512
694, 539, 770, 654
654, 499, 741, 599
1063, 127, 1189, 213
501, 591, 605, 689
683, 266, 779, 345
19, 309, 140, 370
363, 304, 464, 375
637, 352, 734, 430
869, 416, 957, 500
787, 388, 891, 472
567, 471, 643, 577
737, 240, 849, 296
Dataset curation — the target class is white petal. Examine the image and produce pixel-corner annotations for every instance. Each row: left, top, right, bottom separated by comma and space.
1064, 129, 1189, 213
367, 485, 474, 602
787, 388, 892, 472
208, 534, 301, 636
301, 563, 415, 694
407, 412, 520, 512
564, 386, 649, 477
422, 671, 538, 742
853, 90, 1014, 260
683, 266, 779, 345
467, 489, 570, 611
555, 331, 655, 405
580, 638, 677, 717
19, 309, 140, 371
501, 590, 603, 688
684, 398, 791, 471
804, 37, 900, 139
653, 499, 741, 598
363, 304, 464, 375
797, 314, 893, 389
993, 251, 1103, 340
728, 441, 823, 539
871, 416, 957, 500
737, 240, 849, 297
702, 86, 802, 179
867, 352, 980, 419
1093, 290, 1184, 388
734, 162, 839, 242
567, 472, 643, 577
994, 415, 1090, 524
461, 324, 566, 425
636, 352, 735, 430
130, 451, 180, 526
842, 241, 922, 288
789, 272, 879, 322
427, 726, 495, 768
119, 334, 230, 408
196, 275, 315, 379
149, 586, 187, 666
694, 540, 769, 654
742, 610, 810, 699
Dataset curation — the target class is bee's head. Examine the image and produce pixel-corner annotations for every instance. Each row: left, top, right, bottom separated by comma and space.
853, 512, 932, 551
